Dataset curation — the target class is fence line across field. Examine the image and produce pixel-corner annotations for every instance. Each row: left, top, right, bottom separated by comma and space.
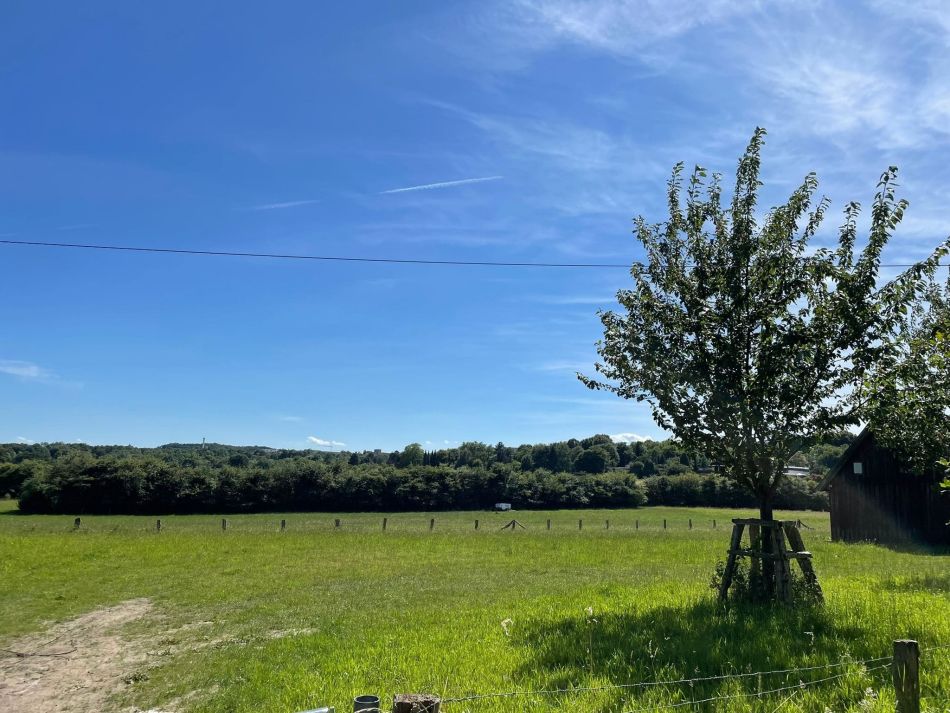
439, 651, 896, 704
70, 515, 780, 532
431, 642, 946, 712
614, 664, 892, 713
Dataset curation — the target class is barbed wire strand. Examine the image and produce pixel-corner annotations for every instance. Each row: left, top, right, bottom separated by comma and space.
442, 653, 894, 704
616, 663, 891, 713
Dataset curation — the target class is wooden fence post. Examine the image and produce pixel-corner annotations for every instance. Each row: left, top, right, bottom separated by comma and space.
74, 517, 81, 530
893, 640, 920, 713
280, 519, 286, 531
393, 694, 440, 713
221, 518, 228, 531
605, 519, 610, 530
578, 519, 583, 531
635, 519, 639, 530
429, 518, 435, 531
156, 519, 162, 532
382, 517, 387, 531
663, 519, 667, 530
474, 519, 479, 530
546, 518, 551, 530
689, 518, 692, 530
334, 518, 341, 529
713, 519, 716, 529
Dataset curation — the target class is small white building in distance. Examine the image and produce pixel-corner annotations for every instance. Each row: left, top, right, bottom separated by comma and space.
493, 503, 512, 511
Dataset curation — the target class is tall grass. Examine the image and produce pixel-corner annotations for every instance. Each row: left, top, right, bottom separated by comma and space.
1, 503, 947, 712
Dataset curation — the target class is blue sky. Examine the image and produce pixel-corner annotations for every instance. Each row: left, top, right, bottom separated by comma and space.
3, 1, 950, 450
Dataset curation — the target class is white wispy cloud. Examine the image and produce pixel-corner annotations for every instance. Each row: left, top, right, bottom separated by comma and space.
249, 199, 319, 211
507, 0, 754, 57
16, 437, 36, 444
610, 432, 648, 443
380, 176, 503, 194
0, 360, 52, 381
426, 99, 672, 216
307, 436, 346, 448
276, 415, 304, 423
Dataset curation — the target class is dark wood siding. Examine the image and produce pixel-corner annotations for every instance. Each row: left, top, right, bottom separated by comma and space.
828, 433, 950, 545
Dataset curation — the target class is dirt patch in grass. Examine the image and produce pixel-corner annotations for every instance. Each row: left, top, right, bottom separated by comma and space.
0, 598, 159, 713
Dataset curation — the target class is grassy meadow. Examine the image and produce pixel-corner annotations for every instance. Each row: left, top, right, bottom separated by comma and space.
1, 501, 948, 712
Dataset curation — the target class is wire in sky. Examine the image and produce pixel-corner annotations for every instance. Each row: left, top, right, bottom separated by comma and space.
0, 239, 629, 268
0, 239, 947, 270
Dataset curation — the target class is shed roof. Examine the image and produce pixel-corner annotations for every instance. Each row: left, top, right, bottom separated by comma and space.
818, 427, 871, 491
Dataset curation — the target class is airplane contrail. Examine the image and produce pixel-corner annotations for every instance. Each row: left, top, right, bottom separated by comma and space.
249, 199, 319, 211
380, 175, 503, 194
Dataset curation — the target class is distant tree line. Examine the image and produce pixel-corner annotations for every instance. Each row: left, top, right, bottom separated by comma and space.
0, 433, 845, 514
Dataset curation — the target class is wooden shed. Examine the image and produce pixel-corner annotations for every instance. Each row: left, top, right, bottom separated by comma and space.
820, 429, 950, 545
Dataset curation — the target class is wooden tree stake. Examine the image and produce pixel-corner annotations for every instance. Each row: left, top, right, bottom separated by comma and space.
221, 518, 228, 531
718, 519, 822, 603
783, 522, 822, 600
717, 521, 745, 600
748, 523, 761, 585
499, 519, 525, 531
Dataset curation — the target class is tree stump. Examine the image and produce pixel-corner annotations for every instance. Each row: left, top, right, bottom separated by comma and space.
393, 694, 441, 713
718, 519, 822, 603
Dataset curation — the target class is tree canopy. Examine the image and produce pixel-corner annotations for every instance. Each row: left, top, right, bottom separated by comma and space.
860, 277, 950, 477
581, 128, 949, 519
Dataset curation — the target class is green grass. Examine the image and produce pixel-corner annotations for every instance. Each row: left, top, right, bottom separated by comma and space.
1, 501, 948, 712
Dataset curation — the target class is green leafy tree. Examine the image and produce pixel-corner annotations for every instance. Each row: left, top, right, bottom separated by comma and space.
455, 441, 495, 468
860, 278, 950, 479
574, 445, 614, 474
581, 128, 948, 525
397, 443, 424, 468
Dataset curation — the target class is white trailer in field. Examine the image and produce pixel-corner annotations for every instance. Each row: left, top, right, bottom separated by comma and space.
493, 502, 512, 512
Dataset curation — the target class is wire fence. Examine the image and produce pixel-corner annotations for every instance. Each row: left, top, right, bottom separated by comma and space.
430, 642, 950, 711
440, 655, 892, 706
57, 514, 825, 535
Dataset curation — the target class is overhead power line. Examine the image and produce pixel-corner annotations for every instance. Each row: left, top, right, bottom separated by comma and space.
0, 239, 629, 268
0, 238, 946, 270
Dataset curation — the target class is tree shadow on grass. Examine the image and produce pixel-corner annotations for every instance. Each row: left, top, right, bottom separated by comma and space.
511, 598, 881, 711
